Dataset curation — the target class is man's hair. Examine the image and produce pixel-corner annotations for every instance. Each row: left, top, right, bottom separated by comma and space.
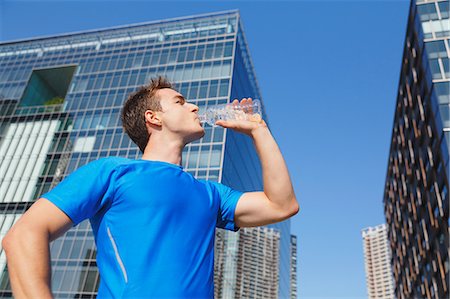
121, 76, 174, 153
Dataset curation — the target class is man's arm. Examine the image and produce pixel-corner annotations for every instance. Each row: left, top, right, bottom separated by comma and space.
216, 98, 299, 228
2, 198, 73, 298
235, 125, 299, 227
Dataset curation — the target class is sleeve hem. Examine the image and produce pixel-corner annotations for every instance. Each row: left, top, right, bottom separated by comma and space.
227, 191, 244, 232
40, 196, 79, 227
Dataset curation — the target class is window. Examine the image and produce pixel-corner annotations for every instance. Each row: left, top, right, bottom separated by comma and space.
438, 1, 449, 19
201, 62, 213, 78
425, 40, 447, 59
429, 59, 443, 79
442, 58, 449, 78
192, 62, 202, 80
195, 45, 205, 60
168, 48, 178, 63
73, 136, 96, 153
202, 127, 212, 143
74, 78, 88, 92
199, 81, 208, 99
177, 47, 187, 62
224, 41, 234, 57
433, 82, 450, 104
208, 80, 218, 98
213, 127, 224, 142
205, 44, 214, 59
186, 47, 195, 61
198, 145, 211, 168
221, 60, 232, 77
133, 53, 144, 67
210, 144, 222, 167
417, 3, 438, 21
159, 49, 169, 64
188, 81, 199, 99
439, 104, 449, 128
118, 72, 129, 87
219, 79, 229, 96
187, 146, 199, 168
421, 19, 450, 38
213, 43, 224, 58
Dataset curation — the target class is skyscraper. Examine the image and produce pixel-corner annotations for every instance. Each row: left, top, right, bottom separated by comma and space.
383, 0, 449, 298
362, 224, 395, 299
290, 235, 298, 299
0, 10, 295, 298
215, 227, 280, 298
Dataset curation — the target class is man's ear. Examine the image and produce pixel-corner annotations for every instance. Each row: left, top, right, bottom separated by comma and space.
145, 110, 162, 127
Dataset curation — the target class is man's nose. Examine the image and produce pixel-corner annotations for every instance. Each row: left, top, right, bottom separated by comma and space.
189, 103, 199, 113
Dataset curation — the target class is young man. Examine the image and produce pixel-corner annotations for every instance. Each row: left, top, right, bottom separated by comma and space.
2, 76, 299, 298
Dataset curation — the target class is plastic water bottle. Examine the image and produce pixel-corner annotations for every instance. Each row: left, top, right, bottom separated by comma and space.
198, 99, 262, 126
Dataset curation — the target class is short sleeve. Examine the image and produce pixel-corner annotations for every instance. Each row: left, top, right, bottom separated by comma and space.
206, 181, 243, 232
40, 157, 118, 227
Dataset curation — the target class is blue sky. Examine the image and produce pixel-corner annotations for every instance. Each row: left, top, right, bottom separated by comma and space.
1, 0, 410, 297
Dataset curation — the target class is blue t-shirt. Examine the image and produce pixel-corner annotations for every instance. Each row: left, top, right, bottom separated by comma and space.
41, 157, 243, 298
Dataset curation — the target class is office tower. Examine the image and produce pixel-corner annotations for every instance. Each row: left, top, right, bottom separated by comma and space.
362, 224, 395, 299
383, 0, 449, 298
290, 235, 298, 299
0, 10, 294, 298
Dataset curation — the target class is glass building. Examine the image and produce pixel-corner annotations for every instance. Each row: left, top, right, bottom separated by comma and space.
0, 10, 296, 298
383, 0, 449, 298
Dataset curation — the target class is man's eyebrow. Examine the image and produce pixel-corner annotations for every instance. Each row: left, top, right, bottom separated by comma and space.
173, 95, 186, 102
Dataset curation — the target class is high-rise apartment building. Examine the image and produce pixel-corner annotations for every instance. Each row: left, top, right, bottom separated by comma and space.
215, 227, 280, 298
290, 235, 298, 299
362, 224, 395, 299
0, 10, 295, 298
383, 0, 449, 298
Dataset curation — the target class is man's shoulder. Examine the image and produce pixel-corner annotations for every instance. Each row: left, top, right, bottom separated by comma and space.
197, 179, 224, 192
99, 156, 131, 165
86, 156, 132, 173
197, 179, 212, 186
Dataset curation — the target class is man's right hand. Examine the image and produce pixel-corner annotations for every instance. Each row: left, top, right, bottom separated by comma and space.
2, 198, 73, 298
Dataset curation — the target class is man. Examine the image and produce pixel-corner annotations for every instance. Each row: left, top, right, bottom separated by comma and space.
3, 76, 299, 298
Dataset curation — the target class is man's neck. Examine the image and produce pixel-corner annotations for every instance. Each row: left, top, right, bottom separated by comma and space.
141, 135, 185, 166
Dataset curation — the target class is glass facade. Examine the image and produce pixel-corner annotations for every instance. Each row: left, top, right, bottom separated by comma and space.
0, 10, 294, 298
383, 0, 449, 298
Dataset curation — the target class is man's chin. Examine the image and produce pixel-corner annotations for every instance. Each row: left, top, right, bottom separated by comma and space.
186, 129, 205, 144
195, 129, 206, 140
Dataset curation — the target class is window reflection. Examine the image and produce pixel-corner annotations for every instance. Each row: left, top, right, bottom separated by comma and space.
210, 145, 222, 167
425, 41, 447, 59
429, 59, 442, 80
417, 3, 438, 21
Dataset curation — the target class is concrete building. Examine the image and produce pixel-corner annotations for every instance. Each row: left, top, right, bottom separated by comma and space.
290, 235, 298, 299
362, 224, 395, 299
215, 227, 281, 299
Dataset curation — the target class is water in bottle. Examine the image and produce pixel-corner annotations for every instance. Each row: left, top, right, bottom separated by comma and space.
198, 99, 262, 126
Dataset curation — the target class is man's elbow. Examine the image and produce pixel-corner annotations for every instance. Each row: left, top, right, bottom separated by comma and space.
2, 231, 17, 255
277, 197, 300, 221
287, 200, 300, 217
2, 226, 47, 254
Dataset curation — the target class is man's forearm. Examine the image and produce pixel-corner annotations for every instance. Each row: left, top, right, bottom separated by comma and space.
3, 229, 53, 298
251, 126, 298, 212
